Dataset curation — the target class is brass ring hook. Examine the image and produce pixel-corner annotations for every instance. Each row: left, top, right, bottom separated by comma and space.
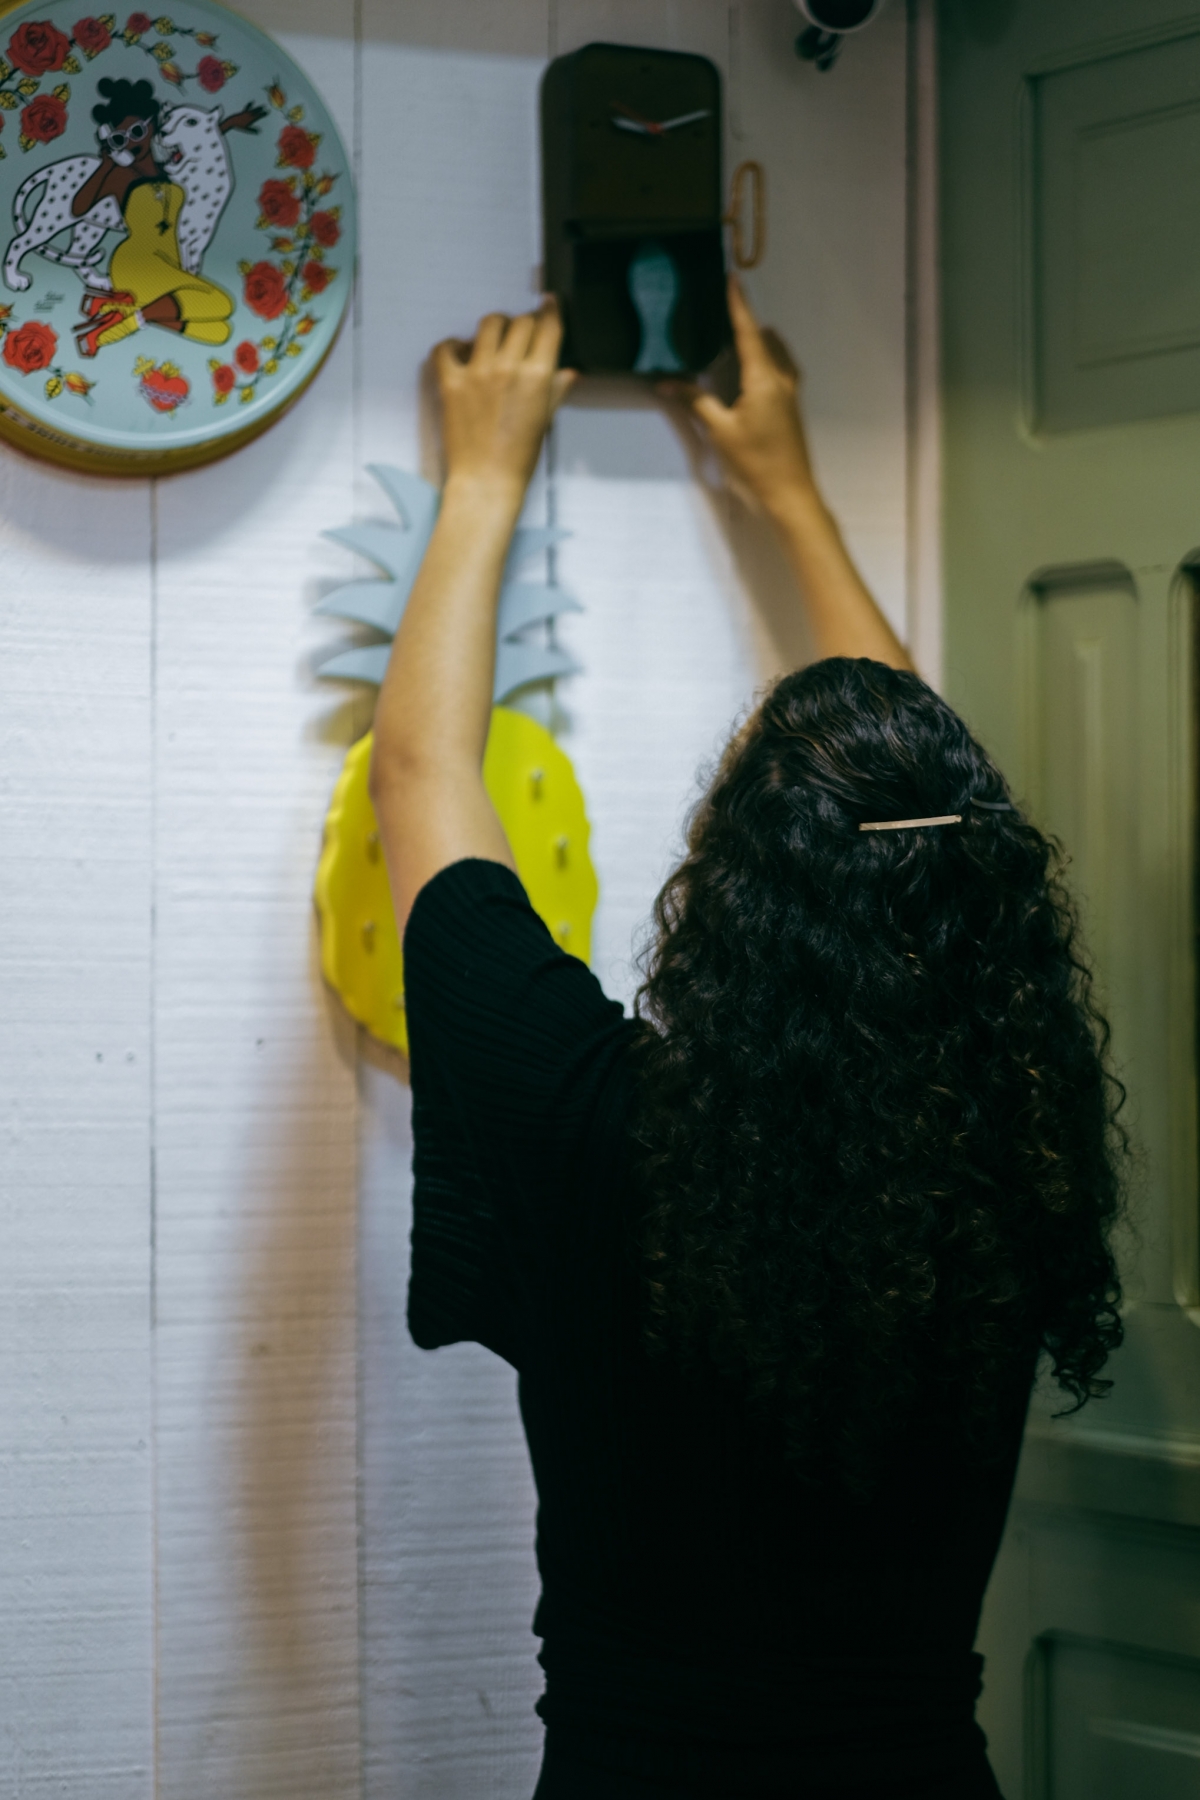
723, 160, 765, 270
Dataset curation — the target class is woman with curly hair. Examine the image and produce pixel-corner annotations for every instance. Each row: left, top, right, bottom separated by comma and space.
368, 285, 1126, 1799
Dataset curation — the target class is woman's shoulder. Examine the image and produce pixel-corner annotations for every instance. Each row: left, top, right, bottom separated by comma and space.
406, 857, 627, 1036
405, 855, 634, 1154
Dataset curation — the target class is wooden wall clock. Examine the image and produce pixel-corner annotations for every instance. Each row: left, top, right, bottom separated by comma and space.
541, 42, 732, 374
0, 0, 354, 473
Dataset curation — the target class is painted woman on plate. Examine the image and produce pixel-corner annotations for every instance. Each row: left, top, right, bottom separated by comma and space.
71, 76, 263, 357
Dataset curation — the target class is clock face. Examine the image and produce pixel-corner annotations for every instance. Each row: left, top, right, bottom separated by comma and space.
0, 0, 354, 473
565, 44, 721, 228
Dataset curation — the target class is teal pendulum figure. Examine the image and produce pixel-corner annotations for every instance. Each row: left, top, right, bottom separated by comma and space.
628, 240, 684, 373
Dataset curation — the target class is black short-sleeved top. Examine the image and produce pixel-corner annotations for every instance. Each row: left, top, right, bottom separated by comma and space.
403, 859, 1031, 1792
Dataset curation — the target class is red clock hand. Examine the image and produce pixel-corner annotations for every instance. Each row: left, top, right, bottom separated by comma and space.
611, 102, 712, 136
611, 101, 665, 136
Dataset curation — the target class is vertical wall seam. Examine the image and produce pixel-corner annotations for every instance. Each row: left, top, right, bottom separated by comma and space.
904, 0, 921, 665
904, 0, 944, 689
352, 2, 367, 1793
352, 0, 364, 492
728, 4, 743, 146
148, 470, 160, 1800
545, 0, 558, 686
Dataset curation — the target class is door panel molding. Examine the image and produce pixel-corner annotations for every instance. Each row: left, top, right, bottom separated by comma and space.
1029, 561, 1138, 596
1028, 1631, 1200, 1800
1023, 30, 1200, 432
1019, 1427, 1200, 1531
1168, 565, 1200, 1305
1016, 566, 1139, 1027
1022, 10, 1200, 79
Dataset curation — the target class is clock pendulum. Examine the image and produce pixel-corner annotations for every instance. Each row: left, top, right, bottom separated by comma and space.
628, 242, 684, 374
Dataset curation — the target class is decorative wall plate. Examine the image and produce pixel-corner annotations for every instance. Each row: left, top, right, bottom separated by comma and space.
0, 0, 353, 472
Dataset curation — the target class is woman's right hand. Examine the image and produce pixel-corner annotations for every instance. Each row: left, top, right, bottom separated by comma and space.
433, 302, 576, 508
672, 279, 817, 520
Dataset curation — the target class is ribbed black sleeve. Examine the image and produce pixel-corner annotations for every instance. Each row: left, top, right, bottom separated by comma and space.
402, 857, 632, 1365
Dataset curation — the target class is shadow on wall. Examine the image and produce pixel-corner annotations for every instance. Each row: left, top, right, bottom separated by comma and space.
556, 375, 819, 683
723, 500, 818, 677
231, 961, 361, 1789
616, 377, 817, 681
0, 371, 350, 582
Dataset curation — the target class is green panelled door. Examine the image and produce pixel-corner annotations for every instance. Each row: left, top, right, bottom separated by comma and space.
940, 3, 1200, 1796
1024, 570, 1142, 1059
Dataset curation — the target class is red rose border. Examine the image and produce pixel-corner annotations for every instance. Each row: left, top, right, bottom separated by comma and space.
0, 304, 95, 401
0, 12, 238, 157
210, 75, 342, 409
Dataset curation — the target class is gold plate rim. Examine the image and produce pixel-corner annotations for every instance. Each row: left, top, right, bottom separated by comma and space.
0, 307, 343, 473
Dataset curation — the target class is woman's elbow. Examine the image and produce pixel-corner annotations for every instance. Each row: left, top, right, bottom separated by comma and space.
368, 731, 426, 806
366, 736, 387, 807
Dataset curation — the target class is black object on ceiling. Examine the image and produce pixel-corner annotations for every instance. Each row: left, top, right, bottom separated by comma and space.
794, 0, 887, 72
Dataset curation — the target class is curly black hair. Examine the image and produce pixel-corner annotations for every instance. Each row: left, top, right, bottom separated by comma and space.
92, 77, 161, 131
631, 658, 1126, 1491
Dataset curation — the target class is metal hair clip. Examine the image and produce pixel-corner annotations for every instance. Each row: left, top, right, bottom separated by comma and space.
859, 815, 962, 832
859, 795, 1017, 831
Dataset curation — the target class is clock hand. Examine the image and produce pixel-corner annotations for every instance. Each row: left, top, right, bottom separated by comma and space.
658, 109, 711, 130
611, 102, 663, 134
611, 103, 712, 136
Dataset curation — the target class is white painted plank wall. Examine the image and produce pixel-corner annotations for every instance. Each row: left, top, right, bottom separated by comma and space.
0, 468, 154, 1799
152, 9, 362, 1797
0, 2, 365, 1794
356, 15, 549, 1795
0, 2, 909, 1794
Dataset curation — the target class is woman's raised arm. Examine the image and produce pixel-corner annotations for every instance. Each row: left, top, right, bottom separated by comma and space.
368, 303, 575, 933
676, 279, 912, 672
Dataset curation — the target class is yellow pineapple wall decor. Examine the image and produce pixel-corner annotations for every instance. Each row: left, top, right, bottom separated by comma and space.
314, 465, 598, 1056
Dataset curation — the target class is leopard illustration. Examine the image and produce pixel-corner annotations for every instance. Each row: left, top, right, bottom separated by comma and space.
3, 103, 234, 294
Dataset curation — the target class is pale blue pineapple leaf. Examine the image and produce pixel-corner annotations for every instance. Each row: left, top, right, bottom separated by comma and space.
505, 526, 571, 576
316, 470, 585, 702
367, 464, 439, 537
497, 581, 583, 640
494, 640, 580, 703
314, 579, 405, 635
317, 643, 392, 686
318, 636, 579, 700
324, 522, 432, 582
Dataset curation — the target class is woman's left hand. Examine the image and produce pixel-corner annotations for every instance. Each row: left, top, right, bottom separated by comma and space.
433, 302, 576, 503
